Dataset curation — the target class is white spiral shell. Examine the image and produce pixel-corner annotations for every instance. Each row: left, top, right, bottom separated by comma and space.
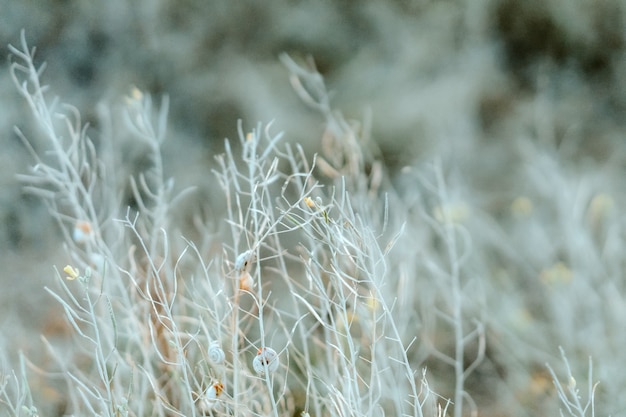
208, 341, 226, 365
253, 347, 279, 376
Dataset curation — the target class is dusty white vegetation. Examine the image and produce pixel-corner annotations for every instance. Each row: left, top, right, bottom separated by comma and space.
3, 32, 450, 417
2, 1, 625, 413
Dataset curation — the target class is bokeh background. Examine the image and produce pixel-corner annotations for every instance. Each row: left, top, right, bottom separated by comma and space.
2, 1, 626, 415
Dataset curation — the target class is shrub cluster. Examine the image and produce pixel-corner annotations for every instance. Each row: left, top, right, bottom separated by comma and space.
1, 31, 605, 417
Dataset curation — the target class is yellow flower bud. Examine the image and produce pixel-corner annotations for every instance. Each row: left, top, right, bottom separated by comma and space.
63, 265, 80, 280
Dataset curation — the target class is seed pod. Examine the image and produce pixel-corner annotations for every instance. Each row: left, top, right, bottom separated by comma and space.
208, 341, 225, 365
253, 347, 279, 376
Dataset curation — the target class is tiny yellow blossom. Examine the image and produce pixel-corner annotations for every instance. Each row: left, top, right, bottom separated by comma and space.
540, 262, 572, 285
129, 86, 143, 101
568, 376, 577, 390
514, 308, 533, 330
366, 294, 380, 312
124, 86, 143, 106
588, 193, 614, 225
303, 196, 316, 208
63, 265, 80, 280
511, 196, 533, 218
433, 202, 470, 224
528, 369, 552, 395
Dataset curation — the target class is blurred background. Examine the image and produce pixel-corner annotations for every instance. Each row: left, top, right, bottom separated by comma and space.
1, 0, 626, 415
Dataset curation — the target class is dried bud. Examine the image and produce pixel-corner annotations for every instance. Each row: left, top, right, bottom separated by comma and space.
239, 271, 255, 292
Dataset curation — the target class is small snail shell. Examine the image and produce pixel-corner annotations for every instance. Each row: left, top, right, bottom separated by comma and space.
234, 250, 255, 274
201, 381, 224, 411
208, 341, 226, 365
73, 220, 94, 244
253, 347, 279, 376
